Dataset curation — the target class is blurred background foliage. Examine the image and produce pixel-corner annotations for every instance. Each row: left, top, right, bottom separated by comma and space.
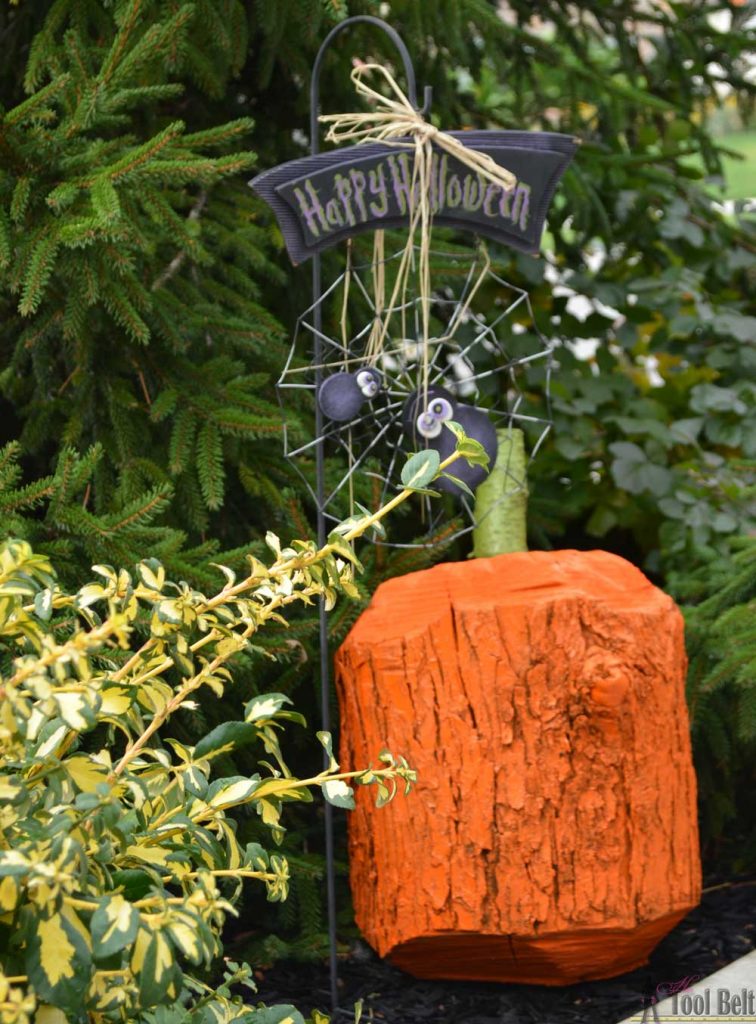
1, 0, 754, 959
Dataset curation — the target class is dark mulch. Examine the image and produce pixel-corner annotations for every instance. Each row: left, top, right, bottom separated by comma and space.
253, 877, 756, 1024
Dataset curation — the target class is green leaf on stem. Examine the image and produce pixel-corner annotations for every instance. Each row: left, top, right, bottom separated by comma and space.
440, 473, 475, 497
194, 721, 258, 761
321, 778, 355, 810
317, 730, 339, 772
401, 449, 440, 490
91, 895, 140, 959
245, 693, 292, 723
444, 421, 490, 469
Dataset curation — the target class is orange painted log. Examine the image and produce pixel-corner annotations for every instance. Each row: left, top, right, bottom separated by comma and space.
335, 549, 701, 984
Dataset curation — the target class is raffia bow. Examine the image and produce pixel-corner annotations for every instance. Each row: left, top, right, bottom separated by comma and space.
319, 63, 517, 193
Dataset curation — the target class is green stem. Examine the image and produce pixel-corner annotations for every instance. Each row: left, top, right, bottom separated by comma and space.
341, 448, 463, 543
472, 428, 528, 558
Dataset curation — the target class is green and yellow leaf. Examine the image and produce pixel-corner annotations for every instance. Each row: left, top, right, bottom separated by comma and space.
91, 895, 140, 959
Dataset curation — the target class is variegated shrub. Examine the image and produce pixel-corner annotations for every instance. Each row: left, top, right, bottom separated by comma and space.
0, 432, 481, 1024
0, 542, 393, 1023
0, 527, 417, 1024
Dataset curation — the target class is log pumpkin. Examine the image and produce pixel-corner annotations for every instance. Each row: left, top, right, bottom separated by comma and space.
335, 429, 701, 985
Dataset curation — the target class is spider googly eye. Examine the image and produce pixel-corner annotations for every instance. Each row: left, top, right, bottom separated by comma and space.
428, 397, 453, 421
356, 369, 380, 399
402, 387, 455, 440
416, 411, 442, 439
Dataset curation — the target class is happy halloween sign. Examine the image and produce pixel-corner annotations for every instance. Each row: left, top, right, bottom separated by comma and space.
250, 130, 577, 264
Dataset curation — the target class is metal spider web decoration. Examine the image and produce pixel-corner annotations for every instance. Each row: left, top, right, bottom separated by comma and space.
277, 241, 554, 548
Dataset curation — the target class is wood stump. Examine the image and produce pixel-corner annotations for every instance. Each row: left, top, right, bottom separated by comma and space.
335, 549, 701, 984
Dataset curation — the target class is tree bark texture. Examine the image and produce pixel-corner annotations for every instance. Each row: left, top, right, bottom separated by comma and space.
335, 549, 701, 984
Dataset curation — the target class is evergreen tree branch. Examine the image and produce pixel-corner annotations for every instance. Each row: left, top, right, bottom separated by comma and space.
151, 189, 208, 291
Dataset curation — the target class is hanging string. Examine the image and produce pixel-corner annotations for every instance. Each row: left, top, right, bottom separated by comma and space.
365, 230, 385, 366
340, 238, 353, 359
341, 240, 356, 517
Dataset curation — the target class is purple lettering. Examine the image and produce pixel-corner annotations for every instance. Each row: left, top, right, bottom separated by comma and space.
499, 186, 513, 219
388, 153, 414, 214
512, 183, 531, 230
293, 180, 327, 238
349, 169, 368, 221
483, 182, 501, 217
368, 166, 388, 218
446, 173, 462, 208
463, 174, 485, 212
429, 152, 440, 213
333, 173, 356, 227
325, 198, 344, 227
439, 155, 448, 212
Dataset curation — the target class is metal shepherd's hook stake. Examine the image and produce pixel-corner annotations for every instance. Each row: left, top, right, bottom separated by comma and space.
308, 16, 431, 1012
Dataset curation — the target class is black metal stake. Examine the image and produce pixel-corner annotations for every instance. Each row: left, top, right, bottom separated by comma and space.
308, 17, 430, 1011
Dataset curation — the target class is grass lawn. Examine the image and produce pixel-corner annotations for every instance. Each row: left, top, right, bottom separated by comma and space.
703, 128, 756, 200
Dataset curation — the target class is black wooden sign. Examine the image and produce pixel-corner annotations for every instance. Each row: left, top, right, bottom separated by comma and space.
250, 130, 577, 264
